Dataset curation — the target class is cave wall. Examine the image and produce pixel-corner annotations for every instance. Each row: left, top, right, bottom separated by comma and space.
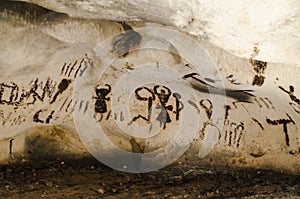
20, 0, 300, 65
0, 1, 299, 173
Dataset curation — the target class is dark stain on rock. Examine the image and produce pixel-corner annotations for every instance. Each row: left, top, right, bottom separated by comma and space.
129, 138, 144, 153
250, 59, 267, 87
252, 75, 265, 87
168, 44, 182, 64
110, 23, 142, 57
204, 77, 216, 83
250, 152, 265, 158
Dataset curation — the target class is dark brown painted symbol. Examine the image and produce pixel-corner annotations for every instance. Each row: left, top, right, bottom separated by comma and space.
128, 85, 184, 129
266, 114, 295, 146
94, 84, 111, 114
154, 85, 173, 129
33, 109, 55, 124
50, 79, 71, 104
128, 87, 155, 125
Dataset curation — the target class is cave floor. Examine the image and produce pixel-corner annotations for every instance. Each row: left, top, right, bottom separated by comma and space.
0, 158, 299, 199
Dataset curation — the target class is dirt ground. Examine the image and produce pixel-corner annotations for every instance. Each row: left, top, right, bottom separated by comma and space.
0, 157, 299, 199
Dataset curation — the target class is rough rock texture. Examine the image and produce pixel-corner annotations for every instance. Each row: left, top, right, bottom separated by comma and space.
1, 161, 300, 198
20, 0, 300, 65
0, 2, 299, 174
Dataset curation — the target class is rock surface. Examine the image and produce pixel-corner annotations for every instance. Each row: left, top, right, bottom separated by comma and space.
20, 0, 300, 65
0, 1, 299, 174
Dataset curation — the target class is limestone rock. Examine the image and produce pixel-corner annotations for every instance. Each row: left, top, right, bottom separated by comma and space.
20, 0, 300, 65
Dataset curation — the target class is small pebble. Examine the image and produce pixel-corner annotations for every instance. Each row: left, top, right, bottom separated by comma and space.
5, 185, 10, 190
45, 181, 53, 187
98, 188, 104, 194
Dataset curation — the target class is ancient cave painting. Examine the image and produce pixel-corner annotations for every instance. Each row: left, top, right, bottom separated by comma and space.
279, 85, 300, 105
251, 118, 264, 130
154, 85, 173, 129
0, 111, 26, 127
199, 99, 212, 120
222, 122, 244, 148
128, 86, 155, 125
266, 114, 295, 146
183, 72, 254, 103
50, 78, 71, 104
33, 109, 55, 124
249, 46, 267, 87
45, 111, 55, 124
94, 84, 111, 114
289, 102, 300, 114
188, 100, 200, 113
254, 97, 275, 109
172, 92, 184, 121
60, 54, 94, 79
0, 77, 56, 107
198, 99, 215, 139
250, 59, 267, 86
279, 85, 300, 114
221, 104, 244, 148
33, 109, 44, 123
226, 74, 241, 85
128, 85, 183, 129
